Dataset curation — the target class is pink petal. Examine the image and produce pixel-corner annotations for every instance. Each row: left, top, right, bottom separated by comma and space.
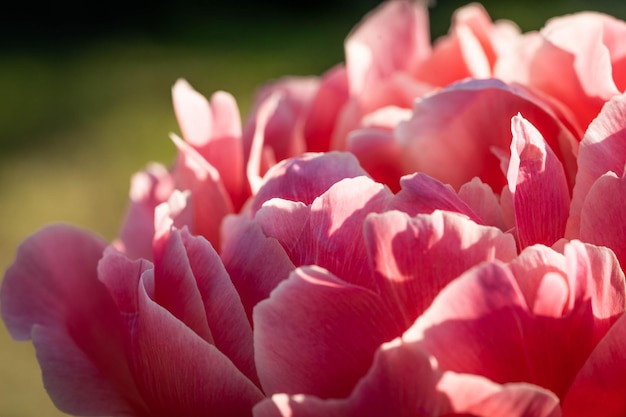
116, 163, 175, 260
562, 313, 626, 417
345, 0, 430, 95
347, 125, 407, 193
1, 225, 143, 416
171, 133, 234, 248
177, 228, 258, 384
578, 172, 626, 266
254, 339, 560, 417
390, 172, 484, 223
131, 274, 264, 416
568, 92, 626, 238
458, 177, 508, 230
395, 79, 577, 191
172, 81, 244, 206
220, 214, 296, 319
244, 77, 319, 163
99, 246, 265, 416
364, 210, 516, 328
303, 64, 350, 152
254, 266, 401, 399
507, 114, 570, 248
250, 152, 368, 213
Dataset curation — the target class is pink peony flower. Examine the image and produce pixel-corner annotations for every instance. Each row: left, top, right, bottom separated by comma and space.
5, 2, 626, 416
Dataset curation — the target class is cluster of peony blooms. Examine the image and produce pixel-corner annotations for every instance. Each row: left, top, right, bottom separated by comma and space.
4, 1, 626, 416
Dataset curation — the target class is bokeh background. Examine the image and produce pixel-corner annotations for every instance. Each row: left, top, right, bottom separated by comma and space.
2, 1, 626, 415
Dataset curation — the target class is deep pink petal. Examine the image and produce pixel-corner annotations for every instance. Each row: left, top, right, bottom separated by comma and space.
250, 152, 368, 213
395, 79, 578, 191
562, 313, 626, 417
364, 210, 516, 328
507, 114, 570, 248
254, 266, 401, 399
304, 64, 350, 152
1, 225, 144, 416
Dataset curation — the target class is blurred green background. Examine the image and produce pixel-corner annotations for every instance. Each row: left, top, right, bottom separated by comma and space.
1, 1, 626, 415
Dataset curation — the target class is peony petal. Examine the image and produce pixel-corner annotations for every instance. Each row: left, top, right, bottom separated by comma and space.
116, 163, 175, 260
458, 177, 507, 230
345, 0, 430, 95
507, 114, 570, 248
170, 133, 234, 248
303, 64, 350, 152
172, 78, 213, 147
405, 262, 533, 384
1, 225, 144, 416
569, 92, 626, 239
130, 274, 264, 416
364, 210, 516, 328
579, 172, 626, 266
395, 78, 577, 191
178, 228, 258, 384
250, 152, 368, 213
220, 214, 296, 319
254, 266, 401, 399
562, 313, 626, 417
390, 172, 484, 222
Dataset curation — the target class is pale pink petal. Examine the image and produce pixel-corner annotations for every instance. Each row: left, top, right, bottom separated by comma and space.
390, 172, 484, 223
1, 225, 144, 416
562, 313, 626, 417
254, 394, 346, 417
250, 152, 368, 213
395, 79, 578, 190
116, 163, 175, 260
172, 81, 244, 205
254, 266, 400, 399
568, 92, 626, 238
345, 0, 430, 95
364, 210, 516, 328
507, 114, 570, 248
458, 177, 507, 230
172, 78, 214, 147
220, 214, 296, 319
507, 245, 568, 317
578, 173, 626, 266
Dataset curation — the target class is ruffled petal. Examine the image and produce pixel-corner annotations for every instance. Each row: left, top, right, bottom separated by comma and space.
254, 266, 400, 399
